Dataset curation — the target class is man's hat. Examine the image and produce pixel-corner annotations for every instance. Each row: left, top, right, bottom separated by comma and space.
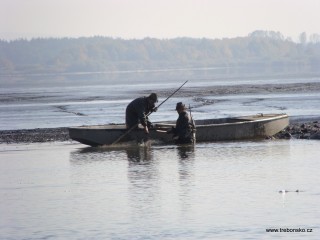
148, 93, 158, 102
175, 102, 185, 110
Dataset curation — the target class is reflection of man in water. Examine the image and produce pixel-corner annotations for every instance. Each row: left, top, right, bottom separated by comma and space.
167, 102, 194, 144
177, 145, 194, 159
125, 147, 152, 163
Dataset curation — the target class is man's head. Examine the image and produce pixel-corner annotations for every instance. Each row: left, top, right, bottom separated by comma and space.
175, 102, 186, 111
148, 93, 158, 104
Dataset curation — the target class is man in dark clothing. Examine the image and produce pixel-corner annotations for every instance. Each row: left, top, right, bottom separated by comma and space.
167, 102, 195, 144
125, 93, 158, 134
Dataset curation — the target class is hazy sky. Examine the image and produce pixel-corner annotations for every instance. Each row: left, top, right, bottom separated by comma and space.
1, 0, 319, 40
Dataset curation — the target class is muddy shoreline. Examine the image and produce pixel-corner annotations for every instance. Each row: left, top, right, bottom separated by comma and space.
274, 119, 320, 140
1, 119, 319, 144
0, 128, 70, 144
143, 82, 320, 98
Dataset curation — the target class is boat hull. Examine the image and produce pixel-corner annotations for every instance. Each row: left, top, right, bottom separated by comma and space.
68, 114, 289, 146
196, 113, 289, 141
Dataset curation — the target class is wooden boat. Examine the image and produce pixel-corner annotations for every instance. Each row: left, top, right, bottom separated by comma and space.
68, 113, 289, 147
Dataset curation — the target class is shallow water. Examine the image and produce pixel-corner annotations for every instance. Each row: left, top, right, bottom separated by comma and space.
1, 140, 320, 239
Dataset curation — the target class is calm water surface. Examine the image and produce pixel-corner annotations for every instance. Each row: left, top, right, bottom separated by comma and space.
1, 140, 319, 239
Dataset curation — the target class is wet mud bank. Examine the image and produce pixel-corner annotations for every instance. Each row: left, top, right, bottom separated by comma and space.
0, 128, 70, 144
144, 82, 320, 98
275, 119, 320, 140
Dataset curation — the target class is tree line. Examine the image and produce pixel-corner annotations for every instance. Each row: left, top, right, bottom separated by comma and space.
1, 30, 320, 75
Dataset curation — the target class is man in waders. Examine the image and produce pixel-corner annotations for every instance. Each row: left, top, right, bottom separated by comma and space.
167, 102, 195, 144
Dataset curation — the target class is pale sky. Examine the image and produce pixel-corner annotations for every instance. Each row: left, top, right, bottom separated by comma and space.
1, 0, 319, 40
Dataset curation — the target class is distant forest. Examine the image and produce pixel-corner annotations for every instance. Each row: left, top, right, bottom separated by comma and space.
1, 30, 320, 75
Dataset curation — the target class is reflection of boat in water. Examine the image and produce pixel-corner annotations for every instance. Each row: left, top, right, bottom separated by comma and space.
69, 144, 195, 165
69, 144, 154, 164
69, 113, 289, 146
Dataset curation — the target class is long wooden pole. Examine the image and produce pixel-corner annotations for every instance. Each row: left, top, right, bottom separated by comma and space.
150, 80, 188, 114
111, 80, 188, 145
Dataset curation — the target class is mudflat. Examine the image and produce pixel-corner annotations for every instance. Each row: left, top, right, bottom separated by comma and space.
1, 82, 319, 144
0, 128, 70, 144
